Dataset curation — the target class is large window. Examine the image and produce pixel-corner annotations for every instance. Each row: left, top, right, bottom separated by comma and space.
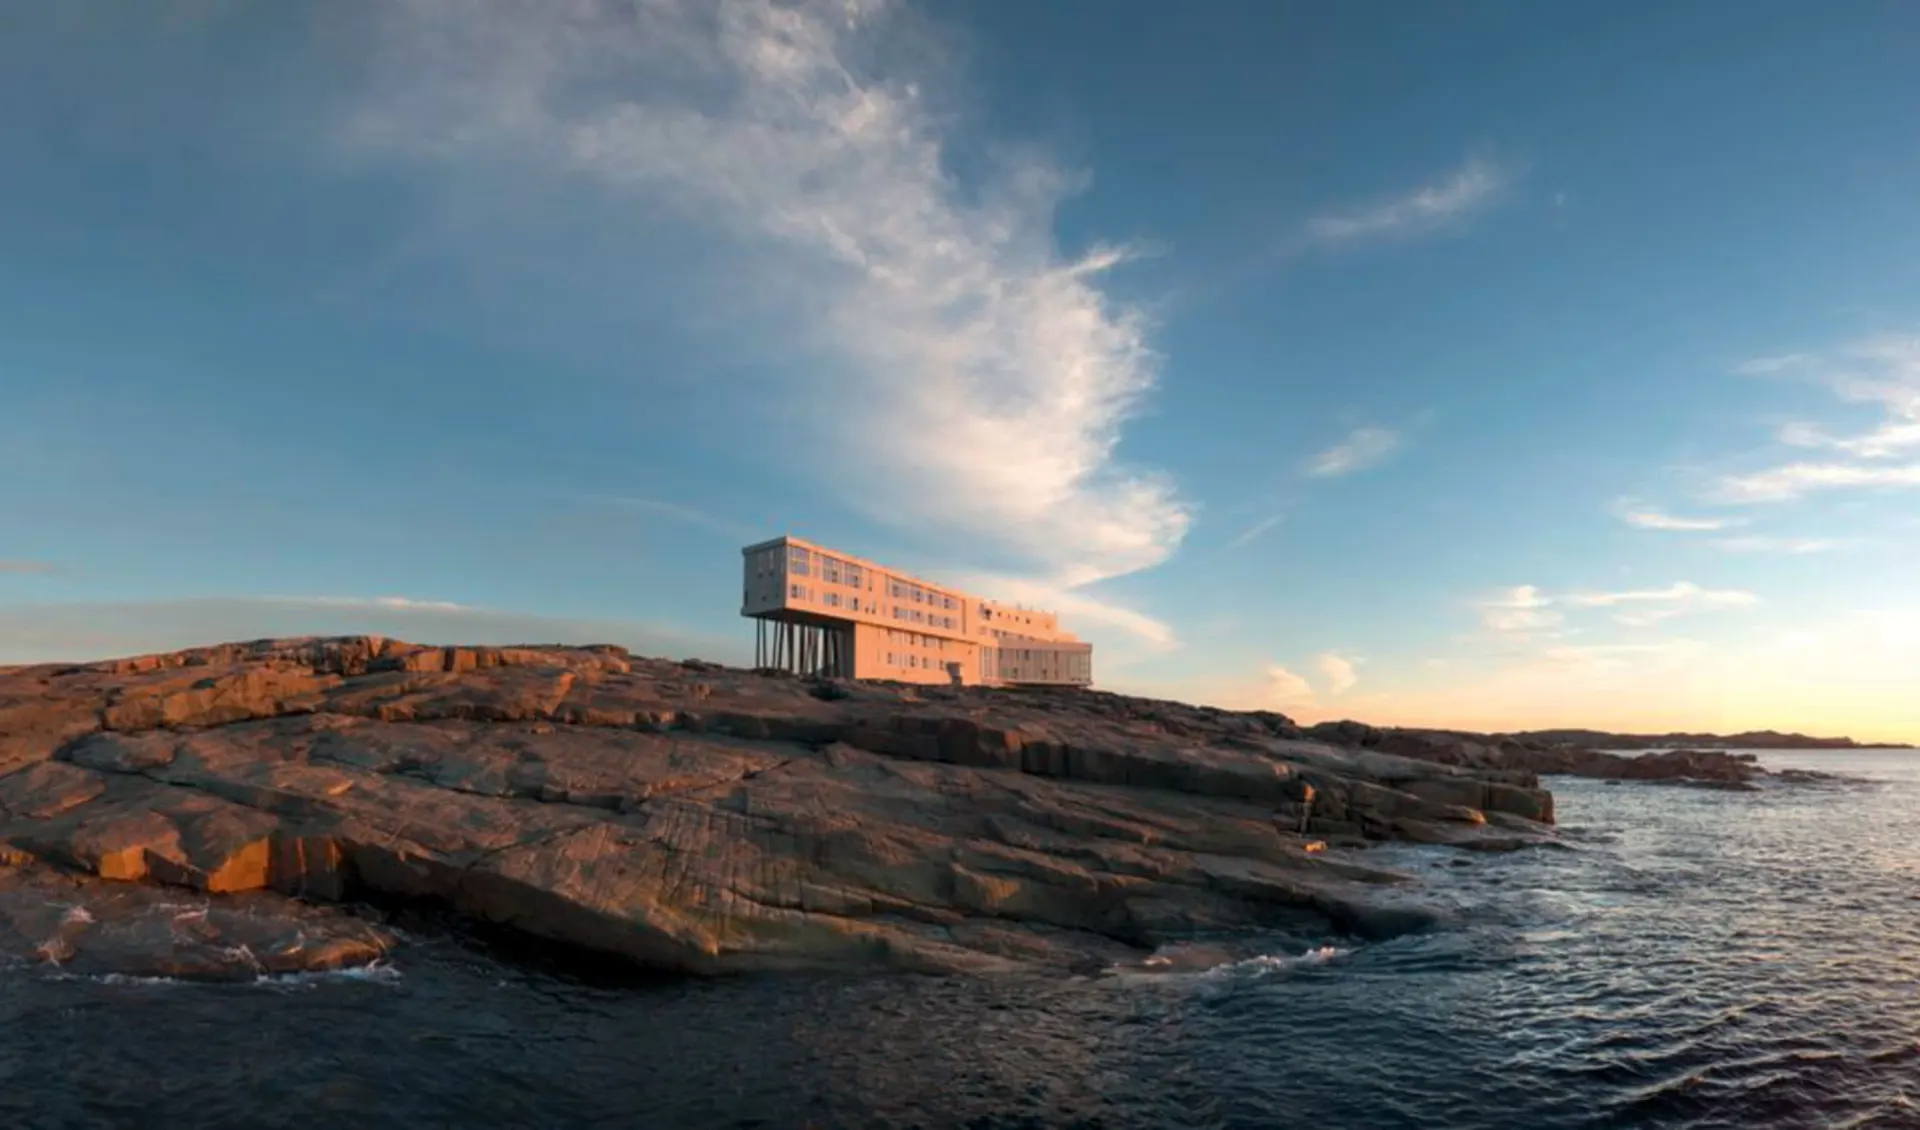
788, 547, 811, 576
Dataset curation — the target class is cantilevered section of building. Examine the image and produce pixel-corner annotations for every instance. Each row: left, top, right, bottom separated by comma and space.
741, 535, 1093, 687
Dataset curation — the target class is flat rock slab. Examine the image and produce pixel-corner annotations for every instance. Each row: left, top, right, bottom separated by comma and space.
0, 637, 1567, 976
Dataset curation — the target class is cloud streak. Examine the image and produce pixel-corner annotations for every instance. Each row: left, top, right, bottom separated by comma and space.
1566, 581, 1758, 610
1308, 427, 1402, 478
1612, 500, 1740, 532
572, 494, 757, 540
1711, 536, 1848, 555
1306, 157, 1512, 245
1227, 512, 1286, 550
348, 0, 1189, 600
1479, 585, 1563, 637
1718, 334, 1920, 502
0, 560, 59, 576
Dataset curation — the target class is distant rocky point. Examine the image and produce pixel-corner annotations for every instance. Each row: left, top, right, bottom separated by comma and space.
0, 638, 1851, 981
1506, 728, 1913, 751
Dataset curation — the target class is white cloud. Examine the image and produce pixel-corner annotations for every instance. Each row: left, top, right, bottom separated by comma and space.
1611, 500, 1740, 532
345, 0, 1189, 624
1479, 584, 1563, 637
1315, 652, 1359, 695
1306, 157, 1512, 245
1307, 426, 1402, 478
1265, 663, 1314, 705
1711, 536, 1847, 555
1565, 581, 1758, 610
1716, 333, 1920, 503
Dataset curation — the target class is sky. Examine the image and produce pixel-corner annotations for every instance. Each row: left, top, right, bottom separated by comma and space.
2, 1, 1918, 742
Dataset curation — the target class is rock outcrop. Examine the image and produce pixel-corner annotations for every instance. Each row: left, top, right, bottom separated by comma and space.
0, 637, 1563, 977
1300, 723, 1811, 788
0, 865, 391, 982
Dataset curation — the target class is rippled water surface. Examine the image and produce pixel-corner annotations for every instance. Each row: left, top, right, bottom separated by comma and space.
6, 751, 1920, 1129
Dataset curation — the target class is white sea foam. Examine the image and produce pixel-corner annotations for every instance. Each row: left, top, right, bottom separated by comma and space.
36, 961, 402, 989
1205, 945, 1346, 978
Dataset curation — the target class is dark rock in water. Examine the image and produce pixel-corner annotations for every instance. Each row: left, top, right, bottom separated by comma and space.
0, 637, 1565, 977
0, 864, 390, 981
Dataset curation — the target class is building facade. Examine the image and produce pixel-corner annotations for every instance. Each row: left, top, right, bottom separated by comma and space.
741, 535, 1093, 688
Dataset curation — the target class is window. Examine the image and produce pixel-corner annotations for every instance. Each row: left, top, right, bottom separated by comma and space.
789, 547, 811, 577
790, 583, 808, 600
846, 565, 864, 588
822, 557, 842, 584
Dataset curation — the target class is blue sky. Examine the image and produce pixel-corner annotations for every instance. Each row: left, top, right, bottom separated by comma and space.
3, 1, 1918, 739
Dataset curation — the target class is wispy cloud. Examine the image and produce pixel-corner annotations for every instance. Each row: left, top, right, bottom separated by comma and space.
1611, 499, 1741, 532
1227, 512, 1286, 550
1307, 426, 1402, 478
1316, 652, 1359, 695
1479, 584, 1564, 637
1716, 461, 1920, 503
1565, 581, 1757, 609
1305, 157, 1513, 245
1480, 580, 1755, 635
1565, 581, 1758, 628
0, 560, 59, 576
1711, 536, 1849, 555
1732, 354, 1814, 376
1716, 334, 1920, 503
347, 0, 1189, 602
572, 494, 756, 540
260, 594, 476, 613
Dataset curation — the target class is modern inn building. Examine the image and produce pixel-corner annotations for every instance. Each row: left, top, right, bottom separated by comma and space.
741, 535, 1093, 688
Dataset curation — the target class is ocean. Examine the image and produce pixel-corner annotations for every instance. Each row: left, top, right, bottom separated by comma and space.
5, 750, 1916, 1129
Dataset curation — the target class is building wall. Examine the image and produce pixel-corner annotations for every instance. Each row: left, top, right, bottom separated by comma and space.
743, 535, 1091, 687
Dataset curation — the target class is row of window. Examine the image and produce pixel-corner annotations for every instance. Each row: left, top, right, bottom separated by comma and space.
787, 545, 868, 590
888, 578, 957, 611
891, 606, 955, 629
885, 653, 952, 670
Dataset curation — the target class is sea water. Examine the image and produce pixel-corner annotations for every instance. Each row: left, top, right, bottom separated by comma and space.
5, 751, 1916, 1129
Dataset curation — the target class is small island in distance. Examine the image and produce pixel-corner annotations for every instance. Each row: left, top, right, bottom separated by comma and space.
1509, 728, 1914, 751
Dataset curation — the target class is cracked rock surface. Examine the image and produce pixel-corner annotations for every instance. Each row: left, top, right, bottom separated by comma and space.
0, 637, 1561, 976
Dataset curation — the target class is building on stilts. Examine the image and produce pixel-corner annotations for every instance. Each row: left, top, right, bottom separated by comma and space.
740, 535, 1093, 688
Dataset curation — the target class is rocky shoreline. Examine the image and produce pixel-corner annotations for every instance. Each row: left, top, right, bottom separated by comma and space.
0, 638, 1826, 981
